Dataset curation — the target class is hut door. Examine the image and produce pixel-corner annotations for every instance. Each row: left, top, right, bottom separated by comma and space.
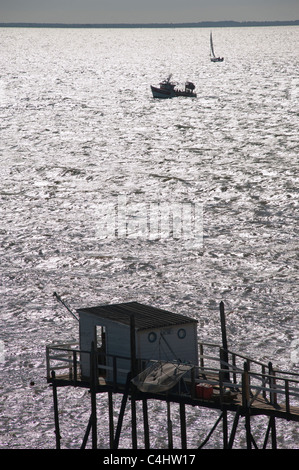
95, 326, 106, 376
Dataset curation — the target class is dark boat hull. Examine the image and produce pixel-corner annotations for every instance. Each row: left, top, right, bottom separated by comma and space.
151, 85, 174, 99
151, 85, 197, 99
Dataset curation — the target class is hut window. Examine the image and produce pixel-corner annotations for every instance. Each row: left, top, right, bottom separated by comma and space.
177, 328, 186, 339
148, 332, 157, 343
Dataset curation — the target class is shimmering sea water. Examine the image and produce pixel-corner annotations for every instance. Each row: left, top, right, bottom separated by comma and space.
0, 25, 298, 449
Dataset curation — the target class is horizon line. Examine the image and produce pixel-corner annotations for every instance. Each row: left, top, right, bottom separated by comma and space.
0, 20, 299, 28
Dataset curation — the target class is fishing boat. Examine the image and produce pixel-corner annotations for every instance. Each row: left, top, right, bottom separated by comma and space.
210, 32, 224, 62
151, 74, 197, 99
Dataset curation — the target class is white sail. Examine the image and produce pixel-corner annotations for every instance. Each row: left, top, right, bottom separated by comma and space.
209, 32, 224, 62
210, 32, 216, 58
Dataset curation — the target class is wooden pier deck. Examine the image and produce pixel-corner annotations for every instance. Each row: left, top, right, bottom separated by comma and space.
47, 368, 299, 422
46, 340, 299, 449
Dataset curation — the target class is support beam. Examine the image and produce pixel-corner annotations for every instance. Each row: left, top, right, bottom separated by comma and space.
113, 373, 131, 449
81, 414, 92, 449
228, 408, 241, 449
198, 412, 223, 449
263, 416, 277, 449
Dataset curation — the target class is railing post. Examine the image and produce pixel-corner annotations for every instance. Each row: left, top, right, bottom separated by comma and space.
242, 362, 250, 408
113, 356, 117, 391
285, 379, 290, 414
191, 367, 196, 399
46, 346, 50, 379
220, 302, 230, 382
262, 365, 267, 400
219, 369, 224, 406
73, 350, 77, 384
242, 362, 251, 449
68, 350, 73, 380
200, 343, 204, 369
130, 315, 137, 378
269, 362, 277, 406
232, 353, 237, 384
220, 347, 230, 382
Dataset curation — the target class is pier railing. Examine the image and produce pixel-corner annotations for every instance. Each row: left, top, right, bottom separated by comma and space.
46, 343, 132, 389
46, 342, 80, 382
46, 341, 299, 414
196, 341, 299, 412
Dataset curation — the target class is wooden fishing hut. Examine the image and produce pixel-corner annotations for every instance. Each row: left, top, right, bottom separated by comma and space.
78, 301, 198, 384
47, 296, 299, 450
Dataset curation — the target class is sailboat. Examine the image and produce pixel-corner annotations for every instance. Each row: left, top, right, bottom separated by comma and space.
210, 32, 224, 62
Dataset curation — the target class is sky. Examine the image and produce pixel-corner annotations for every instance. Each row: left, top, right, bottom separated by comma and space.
1, 0, 299, 24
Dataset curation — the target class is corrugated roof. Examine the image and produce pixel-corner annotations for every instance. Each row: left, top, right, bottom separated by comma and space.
77, 301, 197, 331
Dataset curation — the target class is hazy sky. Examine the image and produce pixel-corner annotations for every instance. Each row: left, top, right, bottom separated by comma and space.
1, 0, 299, 24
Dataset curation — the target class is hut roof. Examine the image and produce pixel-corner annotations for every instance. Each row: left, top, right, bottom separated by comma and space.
77, 301, 197, 331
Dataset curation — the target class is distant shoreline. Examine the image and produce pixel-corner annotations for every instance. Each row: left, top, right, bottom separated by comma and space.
0, 20, 299, 28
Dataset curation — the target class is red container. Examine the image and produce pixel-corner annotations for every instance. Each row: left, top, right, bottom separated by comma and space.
196, 384, 213, 399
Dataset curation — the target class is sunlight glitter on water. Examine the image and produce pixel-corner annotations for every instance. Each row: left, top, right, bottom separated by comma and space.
0, 25, 298, 448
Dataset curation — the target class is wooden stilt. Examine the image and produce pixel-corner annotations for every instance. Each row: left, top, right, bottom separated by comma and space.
131, 394, 137, 449
51, 371, 61, 449
142, 398, 150, 449
130, 314, 138, 449
245, 412, 251, 450
222, 409, 228, 449
270, 416, 277, 449
108, 391, 114, 449
167, 401, 173, 449
90, 342, 97, 449
180, 402, 187, 449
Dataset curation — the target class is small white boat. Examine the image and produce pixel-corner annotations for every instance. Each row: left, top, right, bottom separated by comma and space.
131, 361, 193, 393
210, 32, 224, 62
151, 74, 197, 99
